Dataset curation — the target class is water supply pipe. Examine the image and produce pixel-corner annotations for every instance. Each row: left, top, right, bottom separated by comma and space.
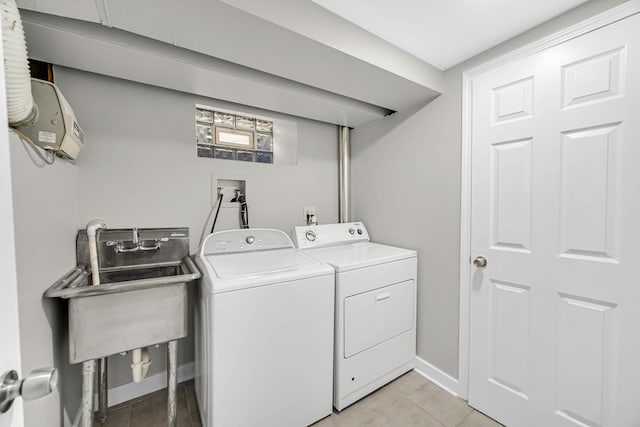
86, 219, 106, 287
84, 219, 107, 426
1, 0, 37, 127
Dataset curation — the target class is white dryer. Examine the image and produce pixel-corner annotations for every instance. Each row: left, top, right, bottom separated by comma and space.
195, 229, 335, 427
294, 222, 417, 411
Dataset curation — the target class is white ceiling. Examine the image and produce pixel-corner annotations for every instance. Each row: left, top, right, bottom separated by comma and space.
311, 0, 589, 70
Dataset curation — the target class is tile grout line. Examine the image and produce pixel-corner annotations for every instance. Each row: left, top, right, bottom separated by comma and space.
126, 401, 132, 427
406, 382, 474, 427
455, 409, 475, 427
405, 385, 436, 420
404, 397, 447, 427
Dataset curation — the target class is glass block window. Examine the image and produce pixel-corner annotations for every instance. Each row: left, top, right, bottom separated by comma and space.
215, 127, 254, 149
196, 107, 274, 164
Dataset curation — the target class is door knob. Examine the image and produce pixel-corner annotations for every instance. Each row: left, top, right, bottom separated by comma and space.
0, 368, 58, 413
473, 256, 488, 268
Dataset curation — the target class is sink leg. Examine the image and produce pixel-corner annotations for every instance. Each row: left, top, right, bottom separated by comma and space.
97, 357, 108, 424
81, 360, 95, 427
167, 340, 178, 427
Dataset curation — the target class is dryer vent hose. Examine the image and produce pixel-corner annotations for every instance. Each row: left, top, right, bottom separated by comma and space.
1, 0, 37, 127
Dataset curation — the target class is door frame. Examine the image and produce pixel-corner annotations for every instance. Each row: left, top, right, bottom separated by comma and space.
0, 21, 23, 427
458, 0, 640, 400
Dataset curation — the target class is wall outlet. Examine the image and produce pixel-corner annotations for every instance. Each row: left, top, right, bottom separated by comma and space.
303, 206, 316, 224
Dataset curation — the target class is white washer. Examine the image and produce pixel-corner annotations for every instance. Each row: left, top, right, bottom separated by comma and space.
195, 229, 335, 427
294, 222, 417, 411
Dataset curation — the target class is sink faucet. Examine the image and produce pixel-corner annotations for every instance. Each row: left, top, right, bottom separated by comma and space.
107, 228, 162, 253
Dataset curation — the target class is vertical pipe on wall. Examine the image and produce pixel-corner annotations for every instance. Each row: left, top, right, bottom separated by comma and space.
339, 126, 351, 223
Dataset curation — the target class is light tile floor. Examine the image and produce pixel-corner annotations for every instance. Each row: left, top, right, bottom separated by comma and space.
312, 371, 503, 427
94, 381, 200, 427
95, 372, 503, 427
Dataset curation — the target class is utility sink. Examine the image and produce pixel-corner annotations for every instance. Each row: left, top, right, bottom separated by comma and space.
44, 228, 201, 364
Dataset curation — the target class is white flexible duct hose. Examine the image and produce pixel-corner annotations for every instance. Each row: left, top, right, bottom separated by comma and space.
1, 0, 36, 127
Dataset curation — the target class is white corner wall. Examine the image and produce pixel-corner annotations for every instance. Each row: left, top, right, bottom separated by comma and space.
351, 0, 629, 383
351, 78, 462, 377
9, 133, 81, 426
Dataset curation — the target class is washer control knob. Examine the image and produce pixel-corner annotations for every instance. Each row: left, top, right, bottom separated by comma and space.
305, 231, 317, 242
357, 229, 363, 235
245, 236, 255, 244
348, 228, 355, 235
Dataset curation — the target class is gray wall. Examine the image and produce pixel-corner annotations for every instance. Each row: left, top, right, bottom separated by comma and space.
53, 67, 340, 389
351, 0, 628, 379
9, 133, 81, 426
10, 67, 339, 427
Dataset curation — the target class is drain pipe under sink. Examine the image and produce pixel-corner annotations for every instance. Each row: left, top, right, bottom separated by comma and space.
131, 347, 152, 382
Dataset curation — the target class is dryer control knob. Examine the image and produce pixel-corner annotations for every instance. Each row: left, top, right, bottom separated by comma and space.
246, 236, 255, 244
348, 228, 355, 235
357, 229, 363, 235
305, 231, 317, 242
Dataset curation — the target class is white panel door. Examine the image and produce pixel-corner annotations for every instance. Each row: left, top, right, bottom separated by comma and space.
0, 33, 24, 427
469, 13, 640, 427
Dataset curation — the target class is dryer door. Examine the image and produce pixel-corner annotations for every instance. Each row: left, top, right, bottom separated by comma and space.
344, 280, 415, 358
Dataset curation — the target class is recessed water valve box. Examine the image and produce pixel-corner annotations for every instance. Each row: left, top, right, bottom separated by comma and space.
304, 206, 316, 224
213, 176, 247, 207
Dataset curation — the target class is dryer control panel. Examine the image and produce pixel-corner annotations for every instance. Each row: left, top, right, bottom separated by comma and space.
293, 222, 369, 249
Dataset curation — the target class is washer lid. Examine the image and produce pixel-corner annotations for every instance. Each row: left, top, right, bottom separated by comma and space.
203, 247, 334, 293
207, 248, 319, 278
305, 242, 416, 272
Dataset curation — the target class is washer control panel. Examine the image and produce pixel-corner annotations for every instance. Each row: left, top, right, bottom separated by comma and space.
202, 229, 294, 255
293, 222, 369, 249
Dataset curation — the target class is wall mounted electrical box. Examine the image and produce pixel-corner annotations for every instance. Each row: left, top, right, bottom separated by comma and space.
17, 78, 85, 160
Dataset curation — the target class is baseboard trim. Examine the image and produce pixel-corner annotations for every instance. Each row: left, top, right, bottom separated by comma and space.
107, 361, 195, 407
414, 357, 460, 398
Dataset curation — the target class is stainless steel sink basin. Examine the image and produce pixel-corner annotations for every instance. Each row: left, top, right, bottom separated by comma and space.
45, 257, 200, 299
44, 228, 201, 364
98, 264, 183, 284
